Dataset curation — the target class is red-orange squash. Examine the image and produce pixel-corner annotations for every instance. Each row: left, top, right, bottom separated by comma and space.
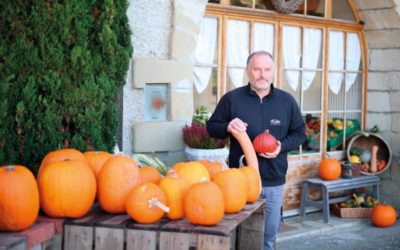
197, 159, 224, 180
126, 183, 169, 224
318, 158, 341, 181
252, 130, 278, 154
0, 165, 40, 231
37, 160, 96, 218
97, 155, 141, 213
169, 161, 210, 187
213, 168, 248, 213
184, 181, 224, 225
84, 151, 112, 177
139, 166, 162, 184
240, 166, 261, 203
371, 204, 397, 227
38, 148, 86, 177
159, 171, 189, 220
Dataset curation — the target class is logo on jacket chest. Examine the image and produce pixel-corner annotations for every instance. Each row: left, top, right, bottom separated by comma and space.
270, 119, 281, 126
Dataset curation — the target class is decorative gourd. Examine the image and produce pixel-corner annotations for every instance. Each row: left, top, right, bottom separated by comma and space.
158, 170, 189, 220
197, 159, 224, 180
84, 151, 112, 177
213, 168, 248, 213
371, 204, 397, 227
252, 130, 278, 154
0, 165, 40, 231
37, 160, 96, 218
184, 181, 224, 225
38, 148, 86, 177
126, 183, 169, 224
318, 158, 341, 181
139, 166, 162, 184
240, 166, 261, 203
97, 155, 141, 213
169, 161, 210, 187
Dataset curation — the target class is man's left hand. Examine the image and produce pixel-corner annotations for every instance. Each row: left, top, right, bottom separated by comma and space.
259, 141, 281, 159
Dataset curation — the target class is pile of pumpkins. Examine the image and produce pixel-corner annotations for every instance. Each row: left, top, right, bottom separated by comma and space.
0, 148, 261, 232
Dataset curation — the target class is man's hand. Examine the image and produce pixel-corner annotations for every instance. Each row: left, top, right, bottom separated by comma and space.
259, 141, 281, 159
227, 118, 248, 134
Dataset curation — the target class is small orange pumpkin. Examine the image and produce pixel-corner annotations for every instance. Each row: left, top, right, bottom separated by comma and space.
240, 166, 261, 203
0, 165, 40, 231
184, 181, 224, 225
213, 168, 248, 213
197, 160, 224, 180
139, 166, 162, 184
318, 158, 341, 181
169, 161, 210, 187
371, 204, 397, 227
252, 130, 278, 154
126, 183, 169, 224
84, 151, 112, 177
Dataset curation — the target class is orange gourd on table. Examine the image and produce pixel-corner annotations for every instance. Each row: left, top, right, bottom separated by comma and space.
139, 166, 162, 184
37, 160, 96, 218
0, 165, 39, 231
197, 159, 224, 179
169, 161, 210, 187
97, 155, 141, 213
240, 166, 261, 203
318, 158, 341, 181
126, 183, 169, 224
84, 151, 112, 177
371, 204, 397, 227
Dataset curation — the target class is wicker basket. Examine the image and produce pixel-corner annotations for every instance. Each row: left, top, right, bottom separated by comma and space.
347, 133, 392, 175
332, 204, 373, 218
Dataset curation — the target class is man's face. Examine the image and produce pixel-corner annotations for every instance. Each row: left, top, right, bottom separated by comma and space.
246, 54, 274, 91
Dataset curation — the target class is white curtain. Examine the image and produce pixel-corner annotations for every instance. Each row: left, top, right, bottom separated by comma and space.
253, 22, 274, 54
227, 20, 249, 88
345, 33, 361, 92
302, 28, 322, 91
193, 17, 217, 94
282, 26, 301, 91
328, 31, 344, 95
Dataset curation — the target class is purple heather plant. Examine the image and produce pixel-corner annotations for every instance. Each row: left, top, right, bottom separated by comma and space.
183, 122, 229, 149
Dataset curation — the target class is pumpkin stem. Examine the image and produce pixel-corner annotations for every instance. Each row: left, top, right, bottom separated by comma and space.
167, 169, 178, 178
148, 197, 170, 213
6, 165, 15, 172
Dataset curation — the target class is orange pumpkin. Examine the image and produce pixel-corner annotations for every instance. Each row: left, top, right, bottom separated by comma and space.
159, 170, 189, 220
169, 161, 210, 187
371, 204, 397, 227
240, 166, 261, 203
184, 181, 224, 225
0, 165, 39, 231
84, 151, 112, 177
252, 130, 278, 154
213, 168, 248, 213
97, 155, 141, 213
139, 166, 162, 184
37, 160, 96, 218
318, 158, 341, 181
126, 183, 169, 224
38, 148, 86, 177
197, 160, 224, 179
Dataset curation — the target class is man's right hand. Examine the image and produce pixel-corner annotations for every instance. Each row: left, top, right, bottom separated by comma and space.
227, 118, 248, 134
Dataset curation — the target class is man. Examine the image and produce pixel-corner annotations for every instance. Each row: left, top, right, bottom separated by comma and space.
207, 51, 306, 250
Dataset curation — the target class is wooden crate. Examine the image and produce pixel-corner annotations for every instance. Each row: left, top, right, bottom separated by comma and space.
63, 200, 265, 250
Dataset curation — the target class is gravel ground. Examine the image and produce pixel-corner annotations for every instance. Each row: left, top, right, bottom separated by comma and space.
277, 221, 400, 250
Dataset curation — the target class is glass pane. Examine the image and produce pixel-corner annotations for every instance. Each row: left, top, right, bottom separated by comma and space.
252, 22, 274, 55
256, 0, 274, 10
303, 71, 322, 111
328, 73, 345, 111
231, 0, 253, 8
227, 67, 247, 91
208, 0, 220, 3
282, 70, 301, 104
194, 68, 218, 113
345, 73, 362, 110
344, 112, 361, 149
303, 28, 323, 69
332, 0, 355, 21
306, 0, 325, 17
327, 113, 345, 151
303, 114, 321, 153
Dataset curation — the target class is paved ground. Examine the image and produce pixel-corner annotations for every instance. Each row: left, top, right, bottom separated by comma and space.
276, 211, 400, 250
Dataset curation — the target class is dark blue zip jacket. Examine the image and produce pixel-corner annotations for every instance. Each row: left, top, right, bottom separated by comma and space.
207, 84, 306, 187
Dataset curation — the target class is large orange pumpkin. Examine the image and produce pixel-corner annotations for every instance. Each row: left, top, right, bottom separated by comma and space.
240, 166, 261, 203
84, 151, 112, 177
139, 166, 162, 184
38, 148, 86, 177
371, 204, 397, 227
37, 160, 96, 218
184, 181, 224, 225
197, 159, 224, 180
0, 165, 39, 231
318, 158, 341, 181
169, 161, 210, 187
159, 171, 189, 220
213, 168, 248, 213
126, 183, 169, 224
97, 155, 141, 213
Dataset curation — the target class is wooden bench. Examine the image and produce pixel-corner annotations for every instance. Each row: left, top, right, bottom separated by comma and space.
299, 175, 380, 223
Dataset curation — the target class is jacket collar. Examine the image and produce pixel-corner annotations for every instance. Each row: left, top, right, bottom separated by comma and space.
246, 83, 275, 98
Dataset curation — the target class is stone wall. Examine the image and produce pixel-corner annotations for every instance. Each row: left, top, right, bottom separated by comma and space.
355, 0, 400, 209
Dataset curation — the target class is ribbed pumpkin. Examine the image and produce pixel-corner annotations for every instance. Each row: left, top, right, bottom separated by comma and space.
169, 161, 210, 187
371, 204, 397, 227
184, 181, 224, 225
252, 130, 278, 154
318, 158, 341, 181
159, 170, 189, 220
213, 169, 248, 213
84, 151, 112, 177
240, 166, 261, 203
126, 183, 169, 224
37, 160, 96, 218
139, 166, 162, 184
38, 148, 86, 177
97, 155, 141, 213
197, 160, 224, 180
0, 165, 39, 231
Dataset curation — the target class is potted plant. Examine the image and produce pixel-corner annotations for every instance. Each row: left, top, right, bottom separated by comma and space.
182, 106, 229, 162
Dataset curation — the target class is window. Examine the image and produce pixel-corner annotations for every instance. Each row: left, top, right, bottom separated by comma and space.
195, 0, 366, 156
